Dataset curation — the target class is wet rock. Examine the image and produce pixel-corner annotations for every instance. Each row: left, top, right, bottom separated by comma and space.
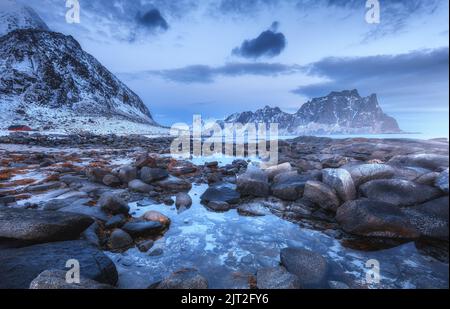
236, 167, 270, 197
200, 186, 240, 204
122, 220, 164, 237
303, 180, 340, 211
140, 167, 169, 183
82, 222, 100, 247
108, 229, 133, 250
336, 199, 420, 238
86, 167, 110, 183
264, 162, 293, 181
0, 240, 118, 289
60, 175, 85, 185
0, 208, 93, 244
435, 168, 449, 194
154, 268, 208, 289
271, 172, 310, 201
175, 192, 192, 209
415, 172, 440, 185
142, 210, 170, 227
135, 153, 157, 168
280, 248, 329, 288
26, 182, 63, 192
322, 168, 356, 202
102, 174, 121, 187
155, 176, 192, 191
59, 203, 110, 222
388, 154, 449, 171
169, 161, 197, 176
404, 196, 449, 240
206, 201, 232, 212
237, 203, 270, 216
128, 179, 154, 193
148, 248, 164, 256
105, 214, 127, 229
256, 267, 301, 289
328, 281, 350, 289
118, 166, 137, 184
359, 179, 442, 207
30, 269, 113, 289
98, 192, 129, 215
205, 161, 219, 168
343, 163, 396, 186
137, 240, 154, 252
0, 196, 15, 206
163, 197, 174, 205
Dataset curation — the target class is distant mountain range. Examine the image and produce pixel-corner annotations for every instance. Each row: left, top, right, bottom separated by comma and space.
222, 90, 402, 135
0, 0, 164, 135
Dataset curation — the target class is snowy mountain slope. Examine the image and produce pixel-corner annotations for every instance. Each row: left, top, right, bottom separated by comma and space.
222, 90, 402, 135
0, 0, 49, 37
0, 1, 166, 134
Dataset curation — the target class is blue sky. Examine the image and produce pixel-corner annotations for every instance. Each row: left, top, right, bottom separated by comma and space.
20, 0, 449, 136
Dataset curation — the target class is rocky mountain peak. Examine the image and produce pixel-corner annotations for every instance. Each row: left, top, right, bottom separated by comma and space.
222, 90, 402, 135
0, 0, 49, 37
0, 4, 162, 134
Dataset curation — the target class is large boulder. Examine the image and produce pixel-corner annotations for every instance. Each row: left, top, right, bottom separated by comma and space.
322, 168, 356, 202
271, 172, 311, 201
343, 163, 396, 186
404, 196, 449, 240
435, 168, 449, 194
303, 180, 340, 211
118, 166, 137, 183
200, 186, 240, 204
388, 154, 449, 171
236, 167, 270, 197
142, 210, 171, 227
128, 179, 154, 193
97, 192, 129, 215
359, 179, 442, 207
336, 199, 420, 238
108, 229, 133, 250
102, 174, 121, 187
30, 269, 113, 289
0, 240, 118, 289
280, 248, 329, 288
264, 163, 293, 181
154, 176, 192, 191
154, 268, 208, 289
256, 267, 301, 289
122, 220, 165, 237
0, 208, 93, 244
175, 192, 192, 209
140, 167, 169, 183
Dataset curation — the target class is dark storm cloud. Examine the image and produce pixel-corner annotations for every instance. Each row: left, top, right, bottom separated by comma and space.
292, 47, 449, 100
232, 23, 287, 59
136, 9, 169, 31
138, 62, 301, 83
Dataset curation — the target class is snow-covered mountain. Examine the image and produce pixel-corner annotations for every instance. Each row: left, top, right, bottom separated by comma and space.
0, 0, 49, 37
222, 90, 402, 135
0, 1, 165, 135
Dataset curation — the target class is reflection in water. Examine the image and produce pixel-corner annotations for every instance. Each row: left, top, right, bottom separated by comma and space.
106, 184, 449, 289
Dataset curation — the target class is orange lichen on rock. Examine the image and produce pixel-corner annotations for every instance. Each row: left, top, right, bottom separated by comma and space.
12, 178, 36, 186
0, 169, 12, 181
44, 174, 60, 182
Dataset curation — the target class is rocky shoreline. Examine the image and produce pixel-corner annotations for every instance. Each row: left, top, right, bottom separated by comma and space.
0, 132, 448, 289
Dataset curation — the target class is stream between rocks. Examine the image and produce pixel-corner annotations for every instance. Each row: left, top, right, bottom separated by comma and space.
106, 183, 449, 289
